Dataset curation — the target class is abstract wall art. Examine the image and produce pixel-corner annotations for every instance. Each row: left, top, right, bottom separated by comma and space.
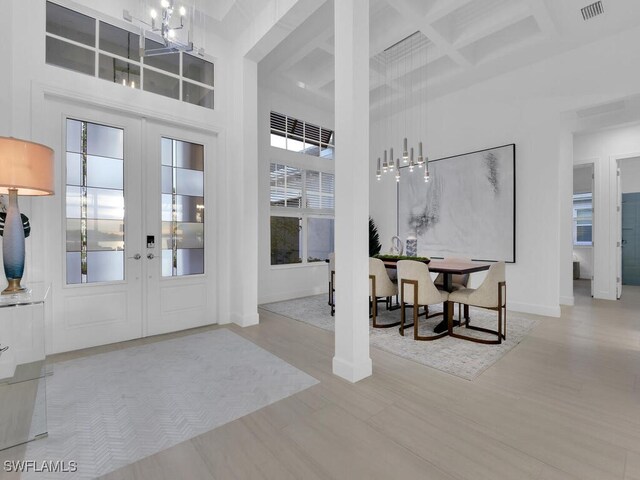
398, 144, 516, 262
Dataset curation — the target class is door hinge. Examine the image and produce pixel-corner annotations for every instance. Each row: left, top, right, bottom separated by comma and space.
617, 277, 621, 283
617, 241, 621, 247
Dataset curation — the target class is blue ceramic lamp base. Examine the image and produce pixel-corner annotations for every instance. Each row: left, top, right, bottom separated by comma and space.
2, 189, 26, 295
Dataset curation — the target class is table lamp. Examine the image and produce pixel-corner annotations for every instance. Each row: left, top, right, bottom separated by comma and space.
0, 137, 54, 295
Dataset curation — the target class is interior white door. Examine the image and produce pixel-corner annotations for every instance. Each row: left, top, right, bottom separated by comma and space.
44, 99, 144, 353
143, 122, 216, 336
616, 167, 623, 299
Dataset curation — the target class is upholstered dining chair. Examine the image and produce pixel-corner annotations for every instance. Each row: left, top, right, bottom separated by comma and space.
369, 257, 399, 328
397, 260, 450, 341
448, 261, 506, 344
328, 252, 335, 316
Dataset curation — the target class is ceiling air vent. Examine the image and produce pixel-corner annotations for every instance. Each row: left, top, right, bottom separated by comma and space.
581, 1, 604, 21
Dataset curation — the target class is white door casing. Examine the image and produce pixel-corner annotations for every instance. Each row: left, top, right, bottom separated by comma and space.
43, 99, 217, 353
616, 167, 622, 299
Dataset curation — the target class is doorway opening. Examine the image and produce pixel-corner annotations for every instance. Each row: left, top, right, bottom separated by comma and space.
572, 164, 594, 299
619, 157, 640, 291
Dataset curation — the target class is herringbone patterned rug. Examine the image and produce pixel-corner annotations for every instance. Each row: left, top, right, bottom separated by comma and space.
24, 328, 318, 479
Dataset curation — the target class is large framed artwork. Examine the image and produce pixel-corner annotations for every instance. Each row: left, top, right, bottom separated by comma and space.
397, 144, 516, 262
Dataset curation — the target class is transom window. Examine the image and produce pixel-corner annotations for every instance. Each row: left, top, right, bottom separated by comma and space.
45, 1, 214, 109
270, 112, 334, 160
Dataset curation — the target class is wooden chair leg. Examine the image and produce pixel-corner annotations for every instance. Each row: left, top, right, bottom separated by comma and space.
370, 275, 377, 326
400, 290, 405, 336
413, 282, 419, 340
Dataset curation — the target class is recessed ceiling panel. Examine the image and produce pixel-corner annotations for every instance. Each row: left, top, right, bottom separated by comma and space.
432, 0, 521, 43
286, 47, 334, 86
460, 15, 541, 64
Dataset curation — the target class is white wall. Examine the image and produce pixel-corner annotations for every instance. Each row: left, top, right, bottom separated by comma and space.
619, 157, 640, 193
1, 0, 262, 352
0, 1, 12, 136
574, 165, 593, 194
371, 24, 640, 316
257, 87, 335, 304
574, 124, 640, 299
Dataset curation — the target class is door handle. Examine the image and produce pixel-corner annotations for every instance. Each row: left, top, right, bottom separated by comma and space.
128, 253, 142, 260
147, 253, 155, 260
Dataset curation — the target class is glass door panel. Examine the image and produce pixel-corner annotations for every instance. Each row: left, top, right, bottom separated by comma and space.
160, 137, 205, 277
65, 119, 125, 284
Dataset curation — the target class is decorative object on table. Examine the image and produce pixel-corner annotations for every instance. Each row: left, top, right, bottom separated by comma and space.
369, 217, 382, 256
0, 137, 55, 294
405, 235, 417, 257
372, 31, 430, 183
398, 144, 516, 263
374, 254, 430, 263
389, 235, 404, 255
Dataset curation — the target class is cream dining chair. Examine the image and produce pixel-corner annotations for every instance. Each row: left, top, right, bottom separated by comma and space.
397, 260, 450, 341
369, 257, 399, 328
448, 261, 507, 344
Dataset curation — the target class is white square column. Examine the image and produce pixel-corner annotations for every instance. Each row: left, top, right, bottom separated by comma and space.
332, 0, 372, 383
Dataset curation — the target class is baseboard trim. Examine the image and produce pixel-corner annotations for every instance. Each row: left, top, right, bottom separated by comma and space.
332, 356, 372, 383
230, 312, 259, 327
259, 287, 327, 305
509, 302, 561, 318
559, 295, 575, 306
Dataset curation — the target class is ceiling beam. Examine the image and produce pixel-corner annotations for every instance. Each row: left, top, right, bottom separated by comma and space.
452, 2, 532, 49
386, 0, 472, 69
240, 0, 328, 63
523, 0, 558, 36
257, 0, 333, 73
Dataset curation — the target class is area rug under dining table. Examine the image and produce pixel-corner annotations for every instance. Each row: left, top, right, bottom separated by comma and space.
260, 295, 538, 381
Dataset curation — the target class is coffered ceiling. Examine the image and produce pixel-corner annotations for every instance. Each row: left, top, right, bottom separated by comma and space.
257, 0, 640, 113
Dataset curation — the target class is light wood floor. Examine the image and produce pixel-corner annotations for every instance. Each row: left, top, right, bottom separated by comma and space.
3, 283, 640, 480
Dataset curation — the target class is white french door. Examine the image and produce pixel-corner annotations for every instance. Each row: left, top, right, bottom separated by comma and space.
143, 121, 214, 336
44, 99, 215, 353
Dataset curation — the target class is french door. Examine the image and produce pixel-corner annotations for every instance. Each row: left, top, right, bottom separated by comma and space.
144, 121, 214, 337
44, 100, 215, 353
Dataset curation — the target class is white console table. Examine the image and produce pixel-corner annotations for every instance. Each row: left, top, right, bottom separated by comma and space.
0, 285, 49, 450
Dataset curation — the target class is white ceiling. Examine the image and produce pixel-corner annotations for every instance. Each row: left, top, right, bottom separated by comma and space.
257, 0, 640, 114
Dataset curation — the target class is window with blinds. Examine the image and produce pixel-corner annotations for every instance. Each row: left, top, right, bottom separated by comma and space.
269, 163, 334, 265
573, 193, 592, 246
270, 164, 334, 211
270, 112, 334, 160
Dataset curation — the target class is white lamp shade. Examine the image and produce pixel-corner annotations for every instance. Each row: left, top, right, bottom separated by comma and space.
0, 137, 55, 196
